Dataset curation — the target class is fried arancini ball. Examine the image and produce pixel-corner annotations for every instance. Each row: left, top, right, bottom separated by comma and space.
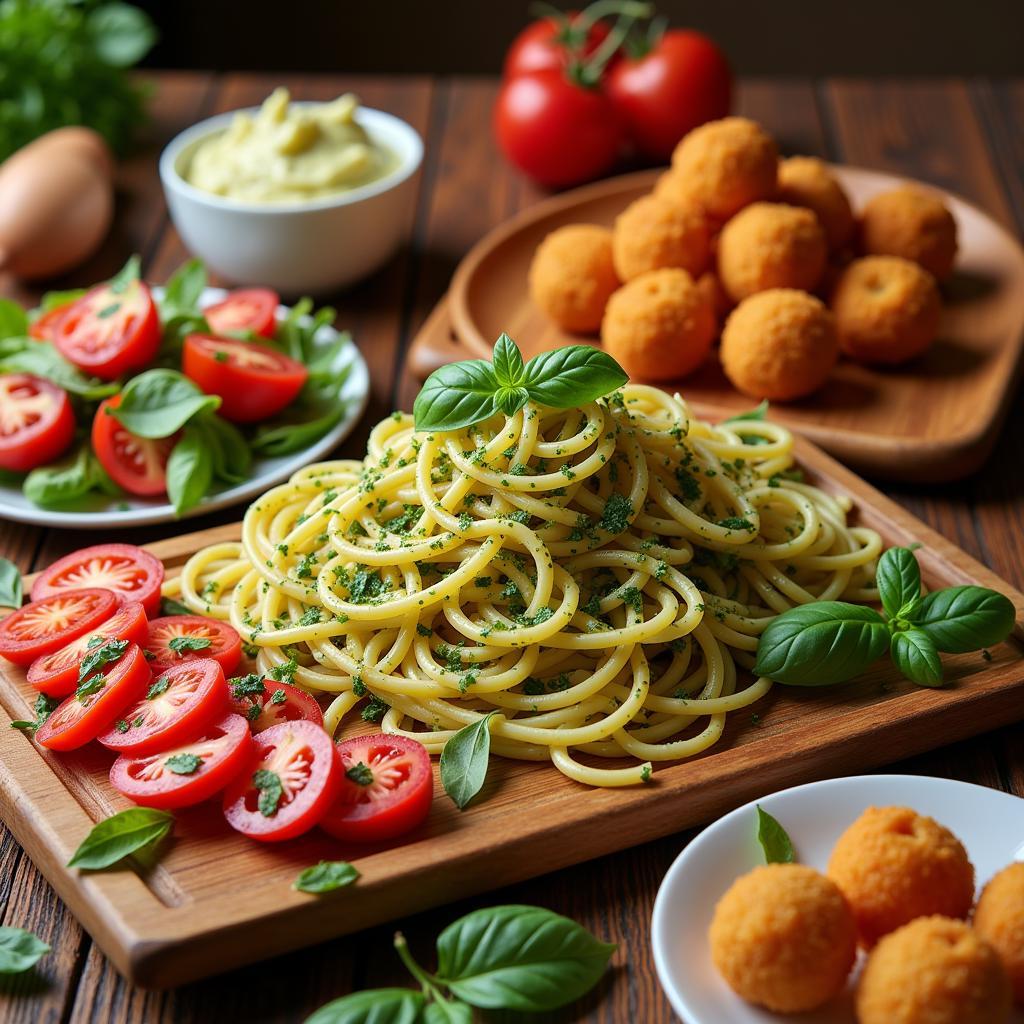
717, 202, 828, 301
830, 256, 941, 364
601, 268, 715, 381
709, 864, 857, 1013
777, 156, 855, 251
721, 289, 838, 401
860, 186, 958, 281
828, 806, 975, 947
696, 270, 733, 324
612, 193, 711, 281
856, 916, 1011, 1024
529, 224, 620, 334
670, 116, 778, 221
653, 169, 703, 210
973, 863, 1024, 1004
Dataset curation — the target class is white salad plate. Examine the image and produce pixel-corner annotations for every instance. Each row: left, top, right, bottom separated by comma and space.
0, 287, 370, 529
652, 773, 1024, 1024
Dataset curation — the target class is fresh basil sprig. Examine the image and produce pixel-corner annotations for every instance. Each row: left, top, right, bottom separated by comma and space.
0, 926, 50, 974
108, 368, 220, 438
294, 860, 360, 894
67, 807, 174, 870
23, 443, 119, 508
413, 333, 627, 432
0, 336, 119, 400
0, 556, 21, 608
10, 693, 57, 734
756, 806, 795, 864
440, 711, 499, 810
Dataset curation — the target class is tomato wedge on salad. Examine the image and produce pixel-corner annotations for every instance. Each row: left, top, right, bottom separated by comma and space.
0, 588, 117, 667
26, 601, 148, 697
320, 734, 433, 843
203, 288, 279, 338
0, 373, 75, 472
35, 642, 151, 751
182, 333, 308, 423
228, 676, 323, 733
109, 713, 253, 810
91, 395, 176, 498
31, 543, 164, 617
28, 302, 73, 342
97, 657, 228, 755
146, 615, 241, 675
222, 719, 341, 842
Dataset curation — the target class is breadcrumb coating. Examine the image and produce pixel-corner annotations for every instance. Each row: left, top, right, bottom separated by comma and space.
612, 193, 710, 281
973, 863, 1024, 1005
777, 156, 855, 251
860, 186, 958, 281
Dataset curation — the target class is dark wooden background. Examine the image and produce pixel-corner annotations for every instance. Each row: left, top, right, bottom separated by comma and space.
2, 72, 1024, 1022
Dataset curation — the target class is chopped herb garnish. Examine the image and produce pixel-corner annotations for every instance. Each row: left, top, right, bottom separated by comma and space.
253, 769, 283, 817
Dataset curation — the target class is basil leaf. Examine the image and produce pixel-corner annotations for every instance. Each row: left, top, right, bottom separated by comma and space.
0, 557, 22, 607
253, 769, 284, 817
77, 638, 129, 685
915, 585, 1016, 653
877, 547, 922, 620
413, 359, 499, 432
165, 753, 202, 775
491, 332, 525, 388
0, 338, 119, 399
520, 345, 628, 409
0, 297, 28, 340
67, 807, 173, 869
440, 711, 499, 810
250, 405, 346, 457
494, 385, 529, 417
108, 254, 141, 294
168, 635, 211, 654
294, 860, 360, 894
195, 413, 251, 483
109, 369, 220, 438
304, 989, 426, 1024
756, 806, 795, 863
423, 1001, 472, 1024
436, 904, 616, 1011
0, 926, 49, 973
39, 288, 87, 313
23, 444, 119, 507
753, 601, 890, 686
891, 628, 944, 687
161, 596, 192, 616
166, 425, 213, 516
87, 4, 156, 67
725, 400, 769, 422
10, 694, 57, 734
160, 259, 207, 313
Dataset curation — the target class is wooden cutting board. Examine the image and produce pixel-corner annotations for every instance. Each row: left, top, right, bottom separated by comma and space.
409, 166, 1024, 483
1, 442, 1023, 989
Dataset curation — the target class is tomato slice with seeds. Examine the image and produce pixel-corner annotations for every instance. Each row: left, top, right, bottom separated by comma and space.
91, 395, 176, 498
31, 543, 164, 617
97, 657, 228, 755
320, 734, 433, 843
202, 288, 279, 338
29, 302, 74, 342
109, 713, 254, 809
146, 615, 242, 675
0, 373, 75, 472
35, 642, 151, 751
228, 677, 324, 733
0, 588, 117, 667
222, 719, 341, 842
26, 601, 148, 697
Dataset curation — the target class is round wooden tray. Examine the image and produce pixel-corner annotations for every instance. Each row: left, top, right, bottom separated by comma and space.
409, 166, 1024, 482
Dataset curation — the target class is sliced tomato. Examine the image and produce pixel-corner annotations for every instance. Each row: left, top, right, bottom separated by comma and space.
26, 601, 148, 697
0, 374, 75, 472
54, 278, 160, 380
28, 302, 73, 342
97, 657, 228, 755
0, 588, 117, 667
229, 677, 323, 733
146, 615, 241, 675
91, 395, 175, 498
31, 543, 164, 617
182, 333, 308, 423
35, 642, 151, 751
109, 713, 253, 810
320, 734, 433, 843
203, 288, 279, 339
222, 720, 341, 842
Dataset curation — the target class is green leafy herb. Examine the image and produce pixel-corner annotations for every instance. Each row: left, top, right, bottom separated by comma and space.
77, 638, 129, 687
161, 596, 192, 616
725, 400, 769, 423
756, 806, 795, 863
439, 712, 499, 810
165, 753, 202, 775
0, 336, 119, 399
146, 677, 170, 700
0, 557, 21, 607
167, 634, 213, 655
166, 424, 213, 516
10, 693, 57, 734
304, 989, 426, 1024
876, 546, 922, 620
67, 807, 173, 870
294, 860, 360, 894
108, 368, 220, 438
39, 288, 87, 313
345, 762, 374, 786
23, 444, 119, 507
0, 926, 50, 974
253, 769, 284, 817
160, 257, 207, 312
890, 629, 944, 687
193, 411, 251, 485
0, 297, 27, 339
915, 585, 1016, 653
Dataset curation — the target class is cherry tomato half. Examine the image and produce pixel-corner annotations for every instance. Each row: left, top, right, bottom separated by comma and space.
28, 302, 74, 342
229, 677, 324, 733
0, 588, 117, 667
97, 657, 228, 755
503, 11, 613, 79
35, 642, 151, 751
203, 288, 280, 339
320, 734, 433, 844
91, 395, 176, 498
0, 374, 75, 473
146, 615, 242, 676
55, 277, 160, 381
109, 713, 253, 810
32, 543, 165, 617
222, 720, 341, 842
182, 334, 308, 424
27, 601, 148, 697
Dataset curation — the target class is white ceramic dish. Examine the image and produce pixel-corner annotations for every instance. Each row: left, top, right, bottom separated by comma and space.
159, 104, 423, 295
0, 287, 369, 529
652, 774, 1024, 1024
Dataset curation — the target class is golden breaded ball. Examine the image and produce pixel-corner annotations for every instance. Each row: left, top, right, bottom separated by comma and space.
601, 268, 715, 381
717, 202, 828, 301
856, 916, 1011, 1024
828, 806, 975, 947
670, 117, 778, 221
860, 186, 958, 281
777, 156, 855, 251
721, 289, 838, 401
709, 864, 857, 1013
612, 193, 711, 281
830, 256, 941, 364
695, 270, 733, 324
529, 224, 620, 334
973, 863, 1024, 1005
653, 169, 703, 209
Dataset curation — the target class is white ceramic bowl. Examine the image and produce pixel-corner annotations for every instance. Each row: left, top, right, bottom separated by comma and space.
159, 104, 423, 295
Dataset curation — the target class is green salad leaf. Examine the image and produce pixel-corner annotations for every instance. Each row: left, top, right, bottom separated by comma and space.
68, 807, 173, 870
0, 926, 50, 974
756, 806, 795, 863
439, 712, 499, 810
166, 424, 213, 516
294, 861, 360, 894
304, 989, 426, 1024
0, 337, 119, 399
0, 297, 28, 339
108, 368, 220, 438
23, 443, 119, 507
0, 557, 22, 608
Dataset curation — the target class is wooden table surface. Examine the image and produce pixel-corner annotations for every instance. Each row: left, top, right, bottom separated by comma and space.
1, 72, 1023, 1023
